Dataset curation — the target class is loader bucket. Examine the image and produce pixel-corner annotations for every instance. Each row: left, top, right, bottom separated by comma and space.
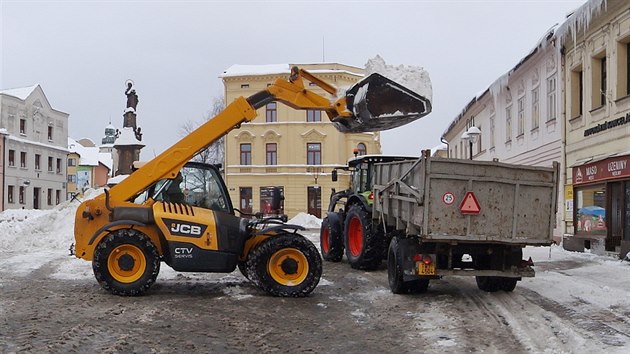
333, 73, 432, 133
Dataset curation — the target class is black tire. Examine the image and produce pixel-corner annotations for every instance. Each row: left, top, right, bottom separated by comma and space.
344, 204, 383, 270
92, 229, 160, 296
320, 217, 343, 262
500, 277, 518, 292
475, 276, 501, 292
237, 261, 249, 279
245, 234, 322, 297
387, 236, 428, 294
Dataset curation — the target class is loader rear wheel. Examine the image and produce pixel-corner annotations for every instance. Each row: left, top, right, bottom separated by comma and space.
320, 217, 343, 262
93, 229, 160, 296
246, 234, 322, 297
344, 204, 383, 270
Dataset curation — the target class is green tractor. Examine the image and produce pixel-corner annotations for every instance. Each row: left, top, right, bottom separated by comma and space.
320, 155, 417, 270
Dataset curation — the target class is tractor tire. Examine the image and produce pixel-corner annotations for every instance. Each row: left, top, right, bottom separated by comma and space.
344, 204, 384, 270
475, 276, 502, 292
92, 229, 160, 296
246, 234, 322, 297
387, 236, 429, 294
320, 217, 343, 262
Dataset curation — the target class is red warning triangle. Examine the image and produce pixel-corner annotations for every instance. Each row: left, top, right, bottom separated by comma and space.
460, 192, 481, 214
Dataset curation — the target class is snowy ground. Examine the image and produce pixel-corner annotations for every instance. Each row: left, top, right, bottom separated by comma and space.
1, 192, 630, 352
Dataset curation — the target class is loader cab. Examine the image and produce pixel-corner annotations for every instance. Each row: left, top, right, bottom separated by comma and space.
136, 162, 234, 214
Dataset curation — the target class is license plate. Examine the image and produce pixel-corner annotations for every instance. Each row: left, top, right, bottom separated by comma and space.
417, 262, 436, 275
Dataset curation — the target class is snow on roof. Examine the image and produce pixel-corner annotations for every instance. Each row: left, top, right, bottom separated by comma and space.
113, 127, 145, 147
220, 64, 291, 78
556, 0, 608, 45
99, 152, 113, 171
0, 84, 39, 100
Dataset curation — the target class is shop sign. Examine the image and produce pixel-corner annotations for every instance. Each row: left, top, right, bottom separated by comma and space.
572, 155, 630, 185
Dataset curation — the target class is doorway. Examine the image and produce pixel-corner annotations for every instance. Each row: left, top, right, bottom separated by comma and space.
239, 187, 252, 216
307, 186, 321, 218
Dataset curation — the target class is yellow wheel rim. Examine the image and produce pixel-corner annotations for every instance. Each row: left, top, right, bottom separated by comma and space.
268, 248, 308, 286
107, 244, 146, 283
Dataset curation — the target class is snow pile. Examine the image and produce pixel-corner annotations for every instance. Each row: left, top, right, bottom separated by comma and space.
288, 212, 322, 229
0, 188, 104, 252
365, 55, 433, 102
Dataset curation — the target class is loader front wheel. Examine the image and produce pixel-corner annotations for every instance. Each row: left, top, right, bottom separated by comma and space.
93, 229, 160, 296
320, 217, 343, 262
246, 234, 322, 297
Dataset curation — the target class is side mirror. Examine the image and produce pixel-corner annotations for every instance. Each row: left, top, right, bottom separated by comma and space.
331, 169, 338, 182
271, 187, 283, 211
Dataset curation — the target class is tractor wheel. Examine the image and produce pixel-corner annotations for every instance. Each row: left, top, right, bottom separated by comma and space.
475, 276, 502, 292
344, 204, 383, 270
93, 229, 160, 296
387, 236, 429, 294
246, 234, 322, 297
320, 217, 343, 262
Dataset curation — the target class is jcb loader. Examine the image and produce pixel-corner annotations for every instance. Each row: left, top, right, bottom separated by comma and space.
72, 66, 431, 297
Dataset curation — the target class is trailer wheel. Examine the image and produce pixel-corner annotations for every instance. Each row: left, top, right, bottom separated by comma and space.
475, 276, 501, 292
320, 217, 343, 262
93, 229, 160, 296
387, 236, 428, 294
344, 204, 383, 270
246, 234, 322, 297
500, 277, 518, 292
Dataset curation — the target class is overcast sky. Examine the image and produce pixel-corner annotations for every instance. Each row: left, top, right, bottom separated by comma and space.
1, 0, 586, 158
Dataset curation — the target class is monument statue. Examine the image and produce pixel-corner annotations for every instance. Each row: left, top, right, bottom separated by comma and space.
125, 79, 139, 110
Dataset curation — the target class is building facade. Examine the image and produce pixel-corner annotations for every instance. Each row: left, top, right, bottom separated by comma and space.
221, 63, 381, 219
560, 0, 630, 256
68, 137, 112, 197
442, 26, 564, 241
0, 85, 69, 210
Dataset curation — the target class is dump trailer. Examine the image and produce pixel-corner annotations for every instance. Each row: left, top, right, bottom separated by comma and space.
374, 151, 559, 293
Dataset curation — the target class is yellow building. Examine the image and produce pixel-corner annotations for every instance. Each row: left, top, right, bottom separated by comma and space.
221, 63, 381, 219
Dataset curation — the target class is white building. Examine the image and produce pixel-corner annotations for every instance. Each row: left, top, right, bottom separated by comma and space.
442, 25, 564, 241
0, 84, 69, 210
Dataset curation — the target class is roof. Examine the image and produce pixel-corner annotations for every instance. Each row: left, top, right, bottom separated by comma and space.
0, 84, 39, 100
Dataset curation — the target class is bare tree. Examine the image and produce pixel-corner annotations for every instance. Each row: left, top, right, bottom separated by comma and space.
179, 96, 225, 166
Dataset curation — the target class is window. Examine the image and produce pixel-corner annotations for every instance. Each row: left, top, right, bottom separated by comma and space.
7, 186, 14, 204
591, 54, 607, 108
48, 126, 53, 141
20, 152, 26, 168
615, 41, 630, 98
307, 143, 321, 165
240, 84, 249, 89
47, 188, 53, 205
576, 185, 607, 235
68, 157, 76, 167
56, 158, 62, 173
240, 143, 251, 165
531, 88, 539, 130
48, 156, 53, 172
517, 97, 525, 136
356, 143, 367, 156
476, 125, 482, 154
306, 110, 321, 122
571, 67, 583, 118
505, 106, 512, 142
454, 145, 458, 159
490, 116, 495, 148
266, 143, 277, 165
19, 186, 25, 204
547, 76, 557, 122
56, 190, 61, 205
266, 102, 277, 122
20, 119, 26, 134
8, 150, 15, 167
35, 154, 41, 170
68, 174, 77, 183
